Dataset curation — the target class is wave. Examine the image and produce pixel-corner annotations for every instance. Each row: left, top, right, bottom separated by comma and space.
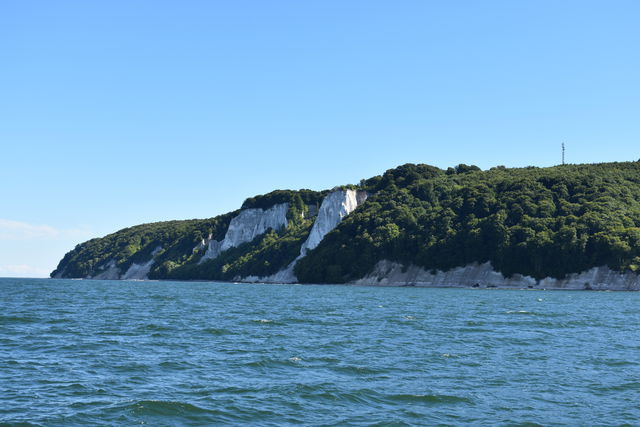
329, 365, 390, 376
388, 393, 473, 404
202, 327, 233, 335
593, 381, 640, 392
138, 323, 173, 332
0, 314, 39, 324
249, 319, 285, 325
244, 357, 304, 368
130, 400, 215, 416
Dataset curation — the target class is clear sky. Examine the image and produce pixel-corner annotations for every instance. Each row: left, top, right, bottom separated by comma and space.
1, 0, 639, 277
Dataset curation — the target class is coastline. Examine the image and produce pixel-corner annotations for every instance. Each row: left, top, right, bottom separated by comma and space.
48, 261, 640, 291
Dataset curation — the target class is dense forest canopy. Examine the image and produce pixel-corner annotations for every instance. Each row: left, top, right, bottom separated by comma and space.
53, 161, 640, 283
51, 215, 233, 279
297, 161, 640, 282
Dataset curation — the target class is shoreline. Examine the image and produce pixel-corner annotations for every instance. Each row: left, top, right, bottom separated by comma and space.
45, 275, 640, 291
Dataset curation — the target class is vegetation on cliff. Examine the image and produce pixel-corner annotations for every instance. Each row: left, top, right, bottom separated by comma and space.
161, 220, 313, 281
52, 191, 322, 279
297, 162, 640, 282
51, 214, 234, 278
53, 161, 640, 282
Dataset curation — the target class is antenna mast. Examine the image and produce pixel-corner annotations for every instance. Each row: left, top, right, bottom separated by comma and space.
562, 142, 565, 165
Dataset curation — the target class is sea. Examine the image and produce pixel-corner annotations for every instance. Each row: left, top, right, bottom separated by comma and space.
1, 278, 639, 426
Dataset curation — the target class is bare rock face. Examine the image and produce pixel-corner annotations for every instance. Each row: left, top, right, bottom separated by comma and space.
300, 189, 367, 256
350, 260, 640, 291
91, 260, 121, 280
537, 266, 640, 290
240, 262, 297, 284
121, 259, 155, 280
200, 203, 289, 263
222, 203, 289, 251
199, 239, 224, 264
120, 248, 162, 280
240, 189, 368, 283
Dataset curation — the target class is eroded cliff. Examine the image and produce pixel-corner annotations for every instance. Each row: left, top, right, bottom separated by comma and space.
52, 161, 640, 289
240, 189, 368, 283
200, 203, 289, 263
351, 260, 640, 291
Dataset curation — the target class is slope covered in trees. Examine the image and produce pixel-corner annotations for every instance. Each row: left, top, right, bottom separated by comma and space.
53, 161, 640, 283
296, 161, 640, 282
51, 215, 232, 279
51, 189, 323, 280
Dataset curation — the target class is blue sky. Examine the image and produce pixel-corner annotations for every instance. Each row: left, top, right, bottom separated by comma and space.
1, 0, 639, 277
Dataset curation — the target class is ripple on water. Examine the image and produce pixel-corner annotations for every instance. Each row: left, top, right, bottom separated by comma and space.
129, 400, 214, 416
593, 381, 640, 392
387, 393, 474, 405
201, 327, 233, 335
139, 323, 173, 332
295, 387, 387, 405
2, 278, 640, 426
250, 318, 280, 325
0, 315, 39, 324
328, 364, 390, 376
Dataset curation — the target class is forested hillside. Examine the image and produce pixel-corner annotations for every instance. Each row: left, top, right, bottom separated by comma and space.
51, 190, 325, 280
53, 161, 640, 284
297, 162, 640, 282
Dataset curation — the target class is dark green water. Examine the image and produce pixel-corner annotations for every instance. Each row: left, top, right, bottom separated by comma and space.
1, 278, 639, 425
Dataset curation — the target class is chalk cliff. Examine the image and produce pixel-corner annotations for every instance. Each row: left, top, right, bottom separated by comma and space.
240, 189, 368, 283
90, 260, 120, 280
51, 161, 640, 290
119, 247, 163, 280
351, 260, 640, 291
121, 259, 155, 280
200, 203, 289, 263
300, 189, 367, 255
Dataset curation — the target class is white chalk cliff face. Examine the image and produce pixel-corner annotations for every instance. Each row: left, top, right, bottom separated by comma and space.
200, 203, 289, 263
121, 247, 162, 280
350, 260, 640, 291
121, 259, 155, 280
223, 204, 289, 250
91, 260, 120, 280
241, 266, 297, 284
300, 189, 367, 255
241, 189, 368, 283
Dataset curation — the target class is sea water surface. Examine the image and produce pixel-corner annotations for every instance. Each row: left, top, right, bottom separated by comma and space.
1, 278, 639, 425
